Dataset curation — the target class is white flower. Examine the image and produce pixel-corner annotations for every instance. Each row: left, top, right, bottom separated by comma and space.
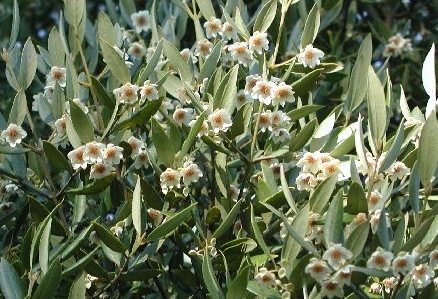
54, 117, 67, 137
272, 83, 295, 106
180, 48, 198, 64
194, 39, 213, 58
295, 172, 317, 192
147, 208, 163, 226
83, 141, 105, 164
134, 149, 149, 169
188, 118, 209, 137
180, 161, 203, 186
297, 152, 322, 174
382, 277, 397, 293
383, 33, 412, 57
103, 143, 124, 165
334, 265, 353, 287
110, 225, 123, 238
128, 136, 144, 159
344, 212, 367, 237
322, 243, 353, 270
270, 111, 290, 128
208, 109, 233, 133
370, 209, 390, 234
160, 168, 181, 194
297, 44, 324, 68
257, 111, 272, 132
251, 80, 276, 105
128, 42, 146, 59
318, 159, 340, 179
429, 249, 438, 268
228, 42, 253, 66
304, 258, 331, 282
411, 263, 434, 288
270, 128, 291, 143
131, 10, 151, 33
46, 66, 67, 87
367, 247, 394, 271
244, 75, 262, 96
320, 279, 344, 299
254, 268, 277, 289
392, 252, 415, 276
221, 21, 238, 41
248, 31, 269, 54
173, 107, 194, 126
369, 282, 382, 294
90, 163, 115, 180
204, 17, 222, 39
236, 90, 252, 108
113, 83, 139, 105
139, 81, 159, 102
387, 161, 410, 181
368, 190, 383, 212
67, 146, 87, 170
229, 184, 239, 201
1, 124, 27, 147
85, 274, 98, 289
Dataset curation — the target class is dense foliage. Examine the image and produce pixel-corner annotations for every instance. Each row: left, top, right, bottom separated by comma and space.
1, 0, 438, 298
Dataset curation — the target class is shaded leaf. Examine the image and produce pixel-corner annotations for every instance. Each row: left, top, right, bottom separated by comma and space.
9, 89, 27, 126
151, 118, 175, 167
92, 222, 127, 253
113, 99, 162, 132
287, 105, 324, 122
418, 114, 438, 187
202, 251, 225, 299
68, 174, 115, 195
0, 258, 25, 299
43, 141, 71, 172
324, 190, 344, 245
32, 258, 62, 299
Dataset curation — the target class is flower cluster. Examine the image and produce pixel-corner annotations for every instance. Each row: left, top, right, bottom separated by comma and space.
160, 161, 203, 195
383, 33, 413, 57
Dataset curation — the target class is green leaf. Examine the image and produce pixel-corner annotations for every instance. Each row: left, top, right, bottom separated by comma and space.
418, 114, 438, 187
92, 222, 127, 253
408, 162, 420, 213
48, 27, 66, 67
247, 281, 282, 298
377, 209, 391, 251
301, 4, 320, 48
32, 258, 62, 299
113, 99, 162, 132
309, 173, 338, 213
68, 272, 86, 299
421, 214, 438, 249
0, 258, 25, 299
43, 141, 71, 172
344, 35, 372, 116
8, 0, 20, 51
226, 265, 251, 299
253, 0, 278, 33
202, 251, 225, 299
146, 203, 197, 242
196, 0, 216, 19
28, 198, 65, 236
61, 225, 94, 261
65, 0, 85, 28
69, 99, 94, 143
136, 39, 163, 85
401, 217, 434, 252
199, 41, 222, 81
39, 218, 52, 274
8, 89, 27, 125
19, 37, 37, 89
345, 182, 367, 214
213, 64, 239, 114
68, 174, 115, 195
324, 189, 344, 245
63, 246, 100, 276
212, 199, 242, 239
380, 122, 404, 172
344, 221, 369, 259
163, 39, 192, 84
392, 215, 407, 254
250, 204, 274, 264
282, 204, 309, 268
177, 112, 206, 166
367, 66, 387, 148
287, 105, 324, 122
91, 76, 115, 109
289, 118, 316, 151
100, 39, 130, 84
151, 118, 175, 167
65, 114, 82, 149
97, 12, 115, 45
291, 69, 323, 98
0, 145, 29, 154
132, 176, 142, 235
228, 102, 252, 140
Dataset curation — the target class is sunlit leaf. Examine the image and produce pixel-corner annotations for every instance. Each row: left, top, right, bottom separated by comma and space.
253, 0, 277, 33
301, 4, 320, 48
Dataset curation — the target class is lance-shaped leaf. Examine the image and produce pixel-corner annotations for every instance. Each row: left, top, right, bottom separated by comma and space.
301, 4, 320, 48
344, 221, 369, 259
213, 64, 239, 114
423, 44, 436, 118
146, 203, 197, 242
177, 112, 206, 166
196, 0, 216, 19
32, 258, 62, 299
291, 69, 322, 98
199, 41, 222, 81
8, 0, 19, 51
43, 141, 71, 172
324, 189, 344, 245
69, 99, 94, 143
136, 39, 163, 85
202, 251, 225, 299
212, 199, 242, 239
19, 37, 37, 89
309, 173, 338, 213
68, 272, 86, 299
367, 66, 387, 149
100, 39, 131, 84
0, 258, 25, 299
9, 89, 27, 126
92, 222, 127, 253
39, 218, 52, 274
151, 118, 175, 167
163, 39, 192, 84
112, 98, 162, 132
289, 118, 316, 152
132, 176, 142, 235
227, 102, 252, 140
287, 105, 324, 122
253, 0, 278, 33
65, 0, 85, 29
379, 121, 404, 172
68, 174, 115, 195
418, 114, 438, 187
97, 12, 115, 45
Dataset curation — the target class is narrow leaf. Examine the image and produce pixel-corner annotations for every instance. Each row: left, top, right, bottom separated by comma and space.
92, 222, 127, 253
8, 89, 27, 125
151, 118, 175, 167
301, 4, 320, 48
367, 66, 387, 148
68, 272, 86, 299
8, 0, 20, 51
0, 258, 25, 299
100, 39, 130, 84
212, 199, 242, 239
418, 114, 438, 187
213, 64, 239, 114
253, 0, 278, 33
324, 190, 344, 245
19, 37, 37, 89
132, 176, 142, 235
43, 141, 71, 172
202, 251, 225, 299
32, 258, 62, 299
309, 173, 338, 213
69, 99, 94, 143
68, 174, 115, 195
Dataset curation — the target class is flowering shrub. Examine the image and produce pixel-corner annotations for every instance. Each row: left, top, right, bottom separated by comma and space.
0, 0, 438, 299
